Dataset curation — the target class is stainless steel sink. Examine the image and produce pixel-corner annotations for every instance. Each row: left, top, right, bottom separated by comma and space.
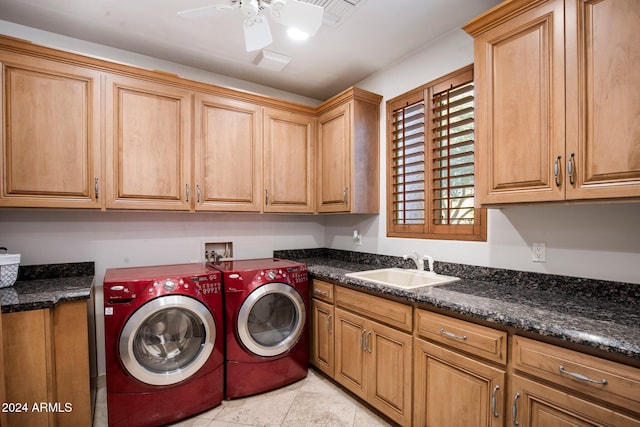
345, 268, 460, 289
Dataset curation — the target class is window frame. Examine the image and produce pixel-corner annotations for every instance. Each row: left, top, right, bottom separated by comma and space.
386, 64, 487, 241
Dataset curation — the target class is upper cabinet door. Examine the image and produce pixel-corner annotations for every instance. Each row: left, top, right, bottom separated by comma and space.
263, 108, 315, 213
194, 94, 262, 212
0, 53, 101, 208
105, 75, 192, 210
471, 0, 566, 204
317, 102, 351, 213
565, 0, 640, 199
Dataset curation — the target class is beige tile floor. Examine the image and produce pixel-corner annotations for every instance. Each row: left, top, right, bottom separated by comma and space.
94, 368, 393, 427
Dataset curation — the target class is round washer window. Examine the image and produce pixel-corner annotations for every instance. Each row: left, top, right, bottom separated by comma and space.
119, 295, 215, 386
237, 283, 305, 357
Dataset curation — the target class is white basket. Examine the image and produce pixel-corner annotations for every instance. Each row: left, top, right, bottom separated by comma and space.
0, 249, 20, 288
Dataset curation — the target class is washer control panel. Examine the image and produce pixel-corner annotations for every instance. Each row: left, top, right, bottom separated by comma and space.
192, 274, 222, 295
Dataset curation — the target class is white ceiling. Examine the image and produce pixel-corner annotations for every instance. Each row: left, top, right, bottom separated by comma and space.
0, 0, 501, 101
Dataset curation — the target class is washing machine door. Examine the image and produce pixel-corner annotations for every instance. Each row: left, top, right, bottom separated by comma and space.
119, 295, 216, 386
237, 282, 306, 357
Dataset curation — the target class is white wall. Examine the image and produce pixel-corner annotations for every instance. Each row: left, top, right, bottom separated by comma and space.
325, 28, 640, 285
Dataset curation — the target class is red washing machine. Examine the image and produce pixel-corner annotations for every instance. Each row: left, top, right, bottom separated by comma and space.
103, 263, 224, 427
210, 258, 309, 399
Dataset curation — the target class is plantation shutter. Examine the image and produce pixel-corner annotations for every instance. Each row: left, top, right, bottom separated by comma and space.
390, 93, 425, 228
386, 65, 486, 241
431, 78, 476, 225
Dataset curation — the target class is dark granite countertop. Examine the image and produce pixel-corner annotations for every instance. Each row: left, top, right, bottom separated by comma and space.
0, 262, 95, 313
275, 249, 640, 362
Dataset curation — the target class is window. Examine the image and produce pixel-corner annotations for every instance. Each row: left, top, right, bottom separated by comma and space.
386, 65, 486, 241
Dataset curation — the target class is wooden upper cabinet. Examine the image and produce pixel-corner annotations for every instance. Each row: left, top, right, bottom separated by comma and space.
316, 88, 382, 213
194, 94, 262, 212
565, 0, 640, 199
0, 52, 101, 208
105, 74, 192, 210
466, 0, 566, 204
263, 107, 315, 213
465, 0, 640, 205
317, 102, 351, 212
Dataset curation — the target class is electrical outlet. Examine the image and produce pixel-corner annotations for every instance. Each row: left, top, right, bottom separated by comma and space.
532, 242, 546, 263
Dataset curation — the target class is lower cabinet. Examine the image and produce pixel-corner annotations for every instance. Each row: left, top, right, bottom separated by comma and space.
413, 338, 505, 427
334, 307, 413, 426
309, 282, 640, 427
510, 374, 640, 427
311, 298, 334, 377
413, 309, 507, 427
510, 335, 640, 427
1, 300, 92, 427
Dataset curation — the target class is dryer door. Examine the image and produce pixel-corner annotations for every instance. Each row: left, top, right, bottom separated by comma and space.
119, 295, 216, 386
237, 282, 306, 357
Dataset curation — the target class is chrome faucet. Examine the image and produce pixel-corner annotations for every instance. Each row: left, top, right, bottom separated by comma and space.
403, 251, 435, 273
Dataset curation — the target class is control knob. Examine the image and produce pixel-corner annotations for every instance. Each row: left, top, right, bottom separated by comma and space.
163, 280, 176, 291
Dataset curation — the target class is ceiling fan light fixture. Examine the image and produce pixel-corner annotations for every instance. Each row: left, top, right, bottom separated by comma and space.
244, 15, 273, 52
287, 27, 309, 41
271, 0, 324, 37
241, 0, 260, 18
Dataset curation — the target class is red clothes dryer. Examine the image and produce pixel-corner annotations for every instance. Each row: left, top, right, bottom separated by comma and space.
103, 263, 224, 427
211, 258, 309, 399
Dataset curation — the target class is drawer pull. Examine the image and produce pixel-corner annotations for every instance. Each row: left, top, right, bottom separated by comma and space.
440, 328, 467, 341
512, 392, 520, 426
554, 155, 562, 187
559, 365, 608, 385
313, 289, 329, 296
491, 385, 500, 418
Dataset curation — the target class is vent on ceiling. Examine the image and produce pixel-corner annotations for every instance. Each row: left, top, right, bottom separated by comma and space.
301, 0, 367, 27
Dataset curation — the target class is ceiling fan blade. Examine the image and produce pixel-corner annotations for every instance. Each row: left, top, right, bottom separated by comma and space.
244, 15, 273, 52
177, 2, 236, 19
270, 0, 324, 37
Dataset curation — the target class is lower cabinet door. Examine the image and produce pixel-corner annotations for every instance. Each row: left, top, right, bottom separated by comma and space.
334, 308, 412, 426
368, 320, 412, 427
510, 374, 640, 427
334, 308, 366, 399
310, 299, 334, 377
414, 338, 505, 427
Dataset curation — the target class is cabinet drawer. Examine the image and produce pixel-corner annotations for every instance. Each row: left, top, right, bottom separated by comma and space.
415, 309, 507, 365
335, 286, 412, 332
512, 336, 640, 414
311, 280, 334, 303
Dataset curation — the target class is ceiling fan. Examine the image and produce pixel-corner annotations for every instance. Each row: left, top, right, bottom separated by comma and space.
178, 0, 324, 52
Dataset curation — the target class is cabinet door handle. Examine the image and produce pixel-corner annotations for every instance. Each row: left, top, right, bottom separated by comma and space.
327, 315, 332, 334
185, 184, 190, 202
265, 189, 269, 205
196, 184, 201, 203
440, 328, 467, 341
554, 155, 562, 187
365, 331, 372, 353
491, 385, 500, 418
94, 178, 99, 199
360, 329, 366, 351
511, 392, 520, 426
559, 365, 608, 385
568, 153, 575, 185
343, 187, 348, 204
